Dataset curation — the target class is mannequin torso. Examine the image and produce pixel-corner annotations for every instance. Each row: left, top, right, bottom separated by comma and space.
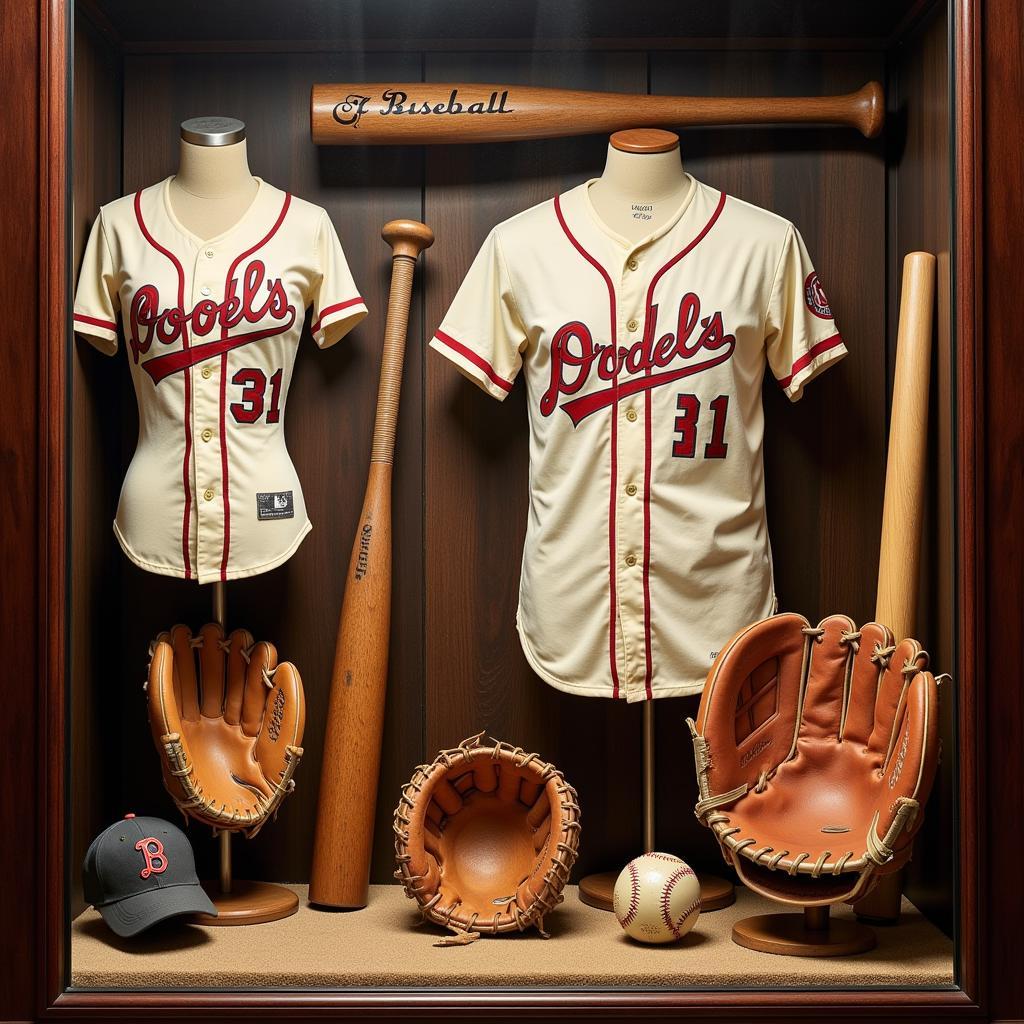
587, 134, 690, 243
167, 138, 260, 239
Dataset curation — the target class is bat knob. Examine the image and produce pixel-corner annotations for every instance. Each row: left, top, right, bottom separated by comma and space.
382, 219, 434, 260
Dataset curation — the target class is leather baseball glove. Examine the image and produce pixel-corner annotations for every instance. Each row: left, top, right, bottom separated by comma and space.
394, 733, 581, 945
688, 612, 940, 906
146, 623, 306, 838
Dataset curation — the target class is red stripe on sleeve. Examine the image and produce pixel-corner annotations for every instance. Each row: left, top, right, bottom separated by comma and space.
74, 312, 117, 331
311, 296, 365, 336
433, 330, 513, 392
777, 333, 845, 389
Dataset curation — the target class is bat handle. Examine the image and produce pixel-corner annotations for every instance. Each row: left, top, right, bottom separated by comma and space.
371, 220, 434, 465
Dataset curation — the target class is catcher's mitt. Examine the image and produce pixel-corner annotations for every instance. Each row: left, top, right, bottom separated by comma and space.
146, 623, 305, 838
394, 733, 581, 946
688, 612, 939, 906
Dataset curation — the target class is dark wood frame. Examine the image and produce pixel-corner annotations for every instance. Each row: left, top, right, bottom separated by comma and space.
2, 0, 1020, 1018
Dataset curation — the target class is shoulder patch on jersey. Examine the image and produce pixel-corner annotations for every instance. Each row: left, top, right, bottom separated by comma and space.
804, 271, 833, 320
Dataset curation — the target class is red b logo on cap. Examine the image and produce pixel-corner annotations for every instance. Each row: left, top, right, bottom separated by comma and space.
135, 837, 168, 879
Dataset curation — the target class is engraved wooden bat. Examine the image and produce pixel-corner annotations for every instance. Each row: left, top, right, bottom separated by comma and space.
311, 81, 884, 145
309, 219, 434, 909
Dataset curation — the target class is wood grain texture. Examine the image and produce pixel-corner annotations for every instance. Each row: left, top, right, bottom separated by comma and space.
875, 251, 936, 641
1, 1, 41, 1018
51, 18, 979, 1017
310, 81, 884, 145
69, 13, 124, 922
310, 225, 431, 909
980, 0, 1024, 1016
885, 5, 956, 938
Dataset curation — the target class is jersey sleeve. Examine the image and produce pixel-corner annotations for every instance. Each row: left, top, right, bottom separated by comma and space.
73, 214, 121, 356
765, 225, 847, 402
310, 211, 368, 348
429, 228, 528, 401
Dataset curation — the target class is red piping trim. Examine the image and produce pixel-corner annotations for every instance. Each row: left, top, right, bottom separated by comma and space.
218, 192, 292, 580
554, 193, 621, 699
640, 190, 727, 699
433, 330, 513, 392
777, 333, 845, 389
312, 296, 365, 336
134, 189, 193, 580
74, 312, 117, 331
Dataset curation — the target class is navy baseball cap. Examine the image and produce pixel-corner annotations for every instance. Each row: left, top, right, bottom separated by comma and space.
83, 814, 217, 936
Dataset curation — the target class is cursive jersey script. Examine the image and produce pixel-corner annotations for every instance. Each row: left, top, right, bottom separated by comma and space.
128, 259, 296, 384
541, 292, 736, 426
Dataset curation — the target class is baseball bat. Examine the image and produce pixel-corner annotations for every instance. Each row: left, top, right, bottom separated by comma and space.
854, 250, 936, 923
311, 81, 884, 145
309, 219, 434, 909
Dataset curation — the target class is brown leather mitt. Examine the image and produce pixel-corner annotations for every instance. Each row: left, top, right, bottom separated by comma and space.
688, 612, 940, 907
393, 733, 581, 945
146, 623, 306, 838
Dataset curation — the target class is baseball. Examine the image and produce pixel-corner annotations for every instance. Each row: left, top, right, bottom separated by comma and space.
613, 853, 702, 944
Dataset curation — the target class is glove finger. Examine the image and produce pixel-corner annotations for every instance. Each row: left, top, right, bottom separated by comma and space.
798, 614, 856, 742
169, 623, 200, 723
223, 628, 254, 727
841, 622, 894, 745
881, 669, 938, 800
242, 640, 278, 738
255, 660, 306, 783
147, 636, 183, 741
198, 622, 227, 718
867, 638, 922, 760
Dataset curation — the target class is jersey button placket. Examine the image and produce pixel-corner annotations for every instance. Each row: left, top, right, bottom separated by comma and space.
191, 249, 223, 578
617, 256, 647, 698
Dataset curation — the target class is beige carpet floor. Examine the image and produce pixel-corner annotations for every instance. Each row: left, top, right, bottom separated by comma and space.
71, 883, 954, 989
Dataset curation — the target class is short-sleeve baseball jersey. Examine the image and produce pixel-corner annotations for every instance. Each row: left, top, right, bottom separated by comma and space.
431, 175, 846, 701
73, 177, 367, 584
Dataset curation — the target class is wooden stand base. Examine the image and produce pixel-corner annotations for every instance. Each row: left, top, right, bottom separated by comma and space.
578, 870, 735, 913
197, 880, 300, 926
854, 869, 905, 923
732, 905, 876, 957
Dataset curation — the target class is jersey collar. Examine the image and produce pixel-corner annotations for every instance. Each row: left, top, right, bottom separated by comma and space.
579, 172, 699, 252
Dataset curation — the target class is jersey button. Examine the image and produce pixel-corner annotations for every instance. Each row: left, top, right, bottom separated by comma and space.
201, 286, 212, 296
624, 553, 637, 567
627, 318, 640, 332
205, 248, 215, 258
625, 408, 638, 422
627, 257, 639, 271
201, 428, 213, 442
625, 483, 638, 496
204, 487, 215, 502
201, 365, 213, 379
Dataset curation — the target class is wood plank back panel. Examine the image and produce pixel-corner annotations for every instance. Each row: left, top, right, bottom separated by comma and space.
69, 43, 924, 893
69, 15, 124, 918
888, 7, 955, 936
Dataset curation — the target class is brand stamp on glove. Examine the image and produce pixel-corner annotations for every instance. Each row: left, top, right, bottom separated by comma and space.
257, 490, 294, 521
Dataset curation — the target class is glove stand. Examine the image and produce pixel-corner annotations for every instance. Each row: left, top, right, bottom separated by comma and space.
196, 581, 299, 926
577, 700, 736, 913
732, 904, 876, 957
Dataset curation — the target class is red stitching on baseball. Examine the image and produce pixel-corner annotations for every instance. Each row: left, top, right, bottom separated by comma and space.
660, 866, 697, 940
646, 852, 684, 865
620, 860, 640, 928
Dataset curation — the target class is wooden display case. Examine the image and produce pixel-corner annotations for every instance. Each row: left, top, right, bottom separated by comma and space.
3, 0, 1021, 1018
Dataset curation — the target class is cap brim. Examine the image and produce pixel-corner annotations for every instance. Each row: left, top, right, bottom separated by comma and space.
98, 882, 218, 937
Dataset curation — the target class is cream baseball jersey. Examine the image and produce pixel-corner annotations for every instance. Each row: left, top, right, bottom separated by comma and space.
431, 175, 846, 702
73, 177, 366, 583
